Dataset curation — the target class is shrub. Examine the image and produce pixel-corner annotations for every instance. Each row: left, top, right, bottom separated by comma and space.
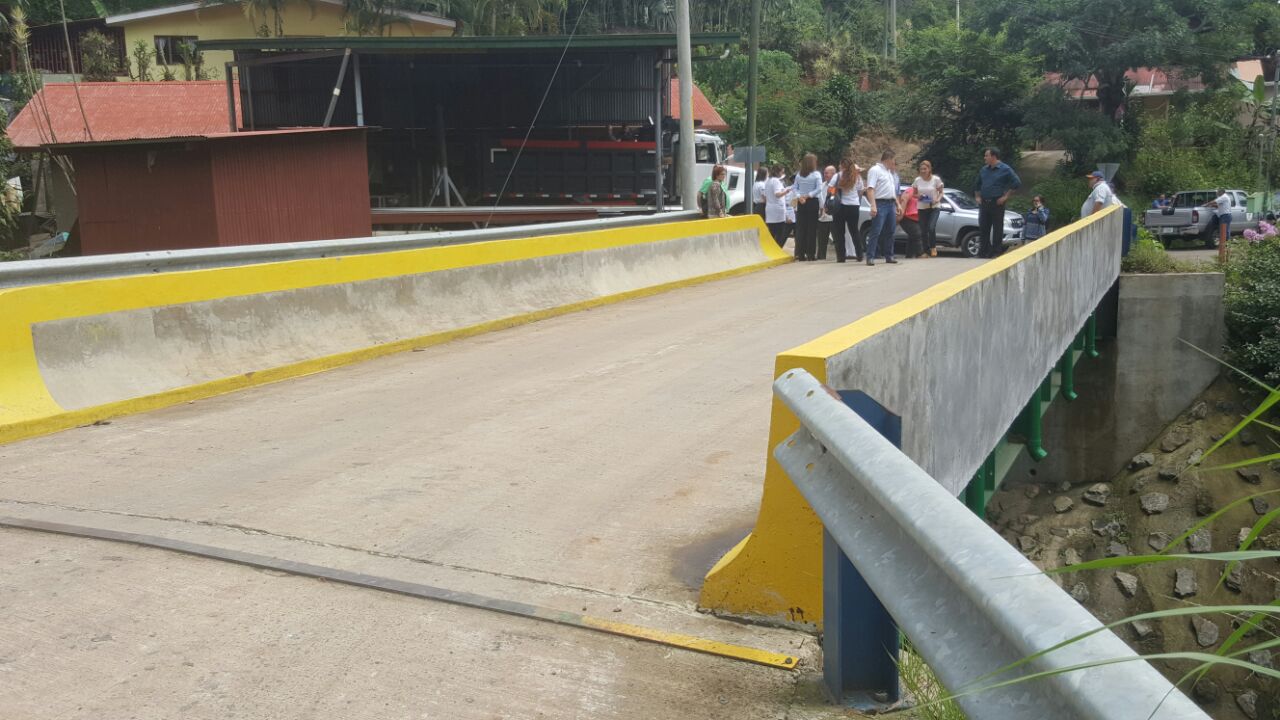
1025, 173, 1088, 231
1122, 229, 1213, 274
79, 30, 119, 82
1224, 237, 1280, 386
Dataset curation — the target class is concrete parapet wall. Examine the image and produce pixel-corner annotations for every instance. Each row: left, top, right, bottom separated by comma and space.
701, 207, 1125, 626
0, 216, 787, 444
1007, 272, 1225, 487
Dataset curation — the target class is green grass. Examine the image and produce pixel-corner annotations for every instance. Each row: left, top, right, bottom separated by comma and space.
897, 648, 967, 720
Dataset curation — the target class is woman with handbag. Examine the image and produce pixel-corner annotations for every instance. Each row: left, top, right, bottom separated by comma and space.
705, 165, 729, 218
911, 160, 944, 258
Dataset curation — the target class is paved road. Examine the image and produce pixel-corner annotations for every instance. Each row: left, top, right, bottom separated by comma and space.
0, 255, 977, 719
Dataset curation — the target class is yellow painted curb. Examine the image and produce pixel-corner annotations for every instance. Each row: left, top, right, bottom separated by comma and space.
1, 216, 790, 446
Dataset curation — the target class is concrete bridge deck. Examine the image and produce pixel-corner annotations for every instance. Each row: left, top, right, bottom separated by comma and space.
0, 257, 974, 719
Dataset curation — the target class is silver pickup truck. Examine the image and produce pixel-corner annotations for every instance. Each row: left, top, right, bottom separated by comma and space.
859, 188, 1024, 258
1144, 190, 1258, 247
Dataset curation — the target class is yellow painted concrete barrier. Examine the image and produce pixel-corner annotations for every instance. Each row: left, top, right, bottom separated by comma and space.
700, 207, 1124, 626
0, 216, 788, 445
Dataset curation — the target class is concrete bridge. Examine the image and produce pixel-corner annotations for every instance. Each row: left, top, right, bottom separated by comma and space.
0, 210, 1209, 718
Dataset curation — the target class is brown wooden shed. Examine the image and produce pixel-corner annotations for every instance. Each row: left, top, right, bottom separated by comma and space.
64, 128, 371, 255
8, 82, 372, 255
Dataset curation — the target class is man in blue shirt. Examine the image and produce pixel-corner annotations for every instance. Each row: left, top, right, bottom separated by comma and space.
973, 147, 1021, 258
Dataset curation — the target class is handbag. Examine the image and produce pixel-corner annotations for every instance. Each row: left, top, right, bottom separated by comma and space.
824, 185, 840, 215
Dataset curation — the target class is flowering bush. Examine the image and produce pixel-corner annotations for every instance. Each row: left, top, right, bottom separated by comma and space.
1242, 220, 1277, 243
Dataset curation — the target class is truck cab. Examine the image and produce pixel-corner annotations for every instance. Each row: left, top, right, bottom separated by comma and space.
671, 132, 747, 214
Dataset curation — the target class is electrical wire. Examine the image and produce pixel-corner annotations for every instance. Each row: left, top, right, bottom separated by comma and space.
57, 0, 93, 142
482, 0, 593, 229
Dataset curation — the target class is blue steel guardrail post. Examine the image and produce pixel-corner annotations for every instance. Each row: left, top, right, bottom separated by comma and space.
822, 391, 902, 708
771, 368, 1208, 720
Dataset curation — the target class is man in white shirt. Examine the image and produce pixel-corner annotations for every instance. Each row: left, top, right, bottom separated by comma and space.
1080, 171, 1116, 218
863, 150, 900, 265
816, 165, 837, 260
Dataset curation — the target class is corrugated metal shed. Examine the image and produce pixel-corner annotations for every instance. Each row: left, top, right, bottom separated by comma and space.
65, 128, 370, 255
239, 50, 664, 130
7, 81, 237, 150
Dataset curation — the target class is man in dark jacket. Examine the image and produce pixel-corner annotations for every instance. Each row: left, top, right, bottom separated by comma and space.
973, 147, 1021, 258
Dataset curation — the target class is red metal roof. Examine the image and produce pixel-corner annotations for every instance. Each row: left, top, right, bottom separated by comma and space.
669, 79, 729, 132
7, 81, 239, 150
1047, 68, 1210, 100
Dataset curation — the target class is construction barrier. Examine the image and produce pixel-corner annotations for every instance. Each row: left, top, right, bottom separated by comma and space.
0, 215, 787, 445
700, 207, 1124, 626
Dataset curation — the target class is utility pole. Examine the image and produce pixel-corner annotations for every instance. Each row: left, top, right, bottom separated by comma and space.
676, 0, 697, 210
892, 0, 898, 60
956, 0, 960, 31
883, 0, 889, 57
884, 0, 897, 61
1269, 50, 1280, 210
745, 0, 761, 214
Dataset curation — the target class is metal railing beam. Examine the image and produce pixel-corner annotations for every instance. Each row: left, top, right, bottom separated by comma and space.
772, 368, 1207, 719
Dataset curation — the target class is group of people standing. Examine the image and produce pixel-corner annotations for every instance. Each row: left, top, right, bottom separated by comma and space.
743, 145, 1134, 263
755, 150, 947, 266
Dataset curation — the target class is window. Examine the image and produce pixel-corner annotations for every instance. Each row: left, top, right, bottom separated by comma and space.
695, 143, 716, 164
1173, 192, 1216, 208
154, 35, 198, 65
944, 190, 979, 210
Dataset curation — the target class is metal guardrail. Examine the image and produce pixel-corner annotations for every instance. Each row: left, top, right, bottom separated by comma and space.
773, 369, 1208, 719
0, 210, 701, 289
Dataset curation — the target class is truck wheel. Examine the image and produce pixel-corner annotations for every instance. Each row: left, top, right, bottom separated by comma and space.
729, 204, 746, 216
1200, 227, 1218, 249
959, 230, 982, 258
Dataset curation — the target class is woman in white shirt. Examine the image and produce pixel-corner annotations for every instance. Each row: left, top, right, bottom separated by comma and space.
752, 167, 768, 222
763, 164, 790, 248
831, 157, 865, 262
791, 153, 824, 261
911, 161, 944, 258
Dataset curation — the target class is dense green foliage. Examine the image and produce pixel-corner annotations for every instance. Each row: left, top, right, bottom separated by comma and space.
1129, 92, 1265, 197
695, 49, 890, 162
890, 27, 1037, 181
1225, 238, 1280, 385
974, 0, 1269, 119
78, 30, 119, 81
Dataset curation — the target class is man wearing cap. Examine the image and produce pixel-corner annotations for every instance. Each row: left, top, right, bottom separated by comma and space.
1081, 171, 1116, 218
973, 147, 1021, 259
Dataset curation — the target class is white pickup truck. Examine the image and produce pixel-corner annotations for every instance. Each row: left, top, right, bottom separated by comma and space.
1144, 189, 1258, 247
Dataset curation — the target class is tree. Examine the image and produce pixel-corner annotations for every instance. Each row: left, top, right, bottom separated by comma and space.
79, 30, 120, 82
891, 27, 1038, 180
1019, 87, 1131, 172
973, 0, 1263, 121
130, 39, 154, 82
696, 49, 850, 165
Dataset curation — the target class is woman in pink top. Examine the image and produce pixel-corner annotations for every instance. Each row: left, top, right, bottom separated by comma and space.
898, 185, 923, 258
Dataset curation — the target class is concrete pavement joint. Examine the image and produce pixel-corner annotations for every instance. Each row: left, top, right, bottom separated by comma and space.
0, 514, 800, 670
0, 497, 700, 616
